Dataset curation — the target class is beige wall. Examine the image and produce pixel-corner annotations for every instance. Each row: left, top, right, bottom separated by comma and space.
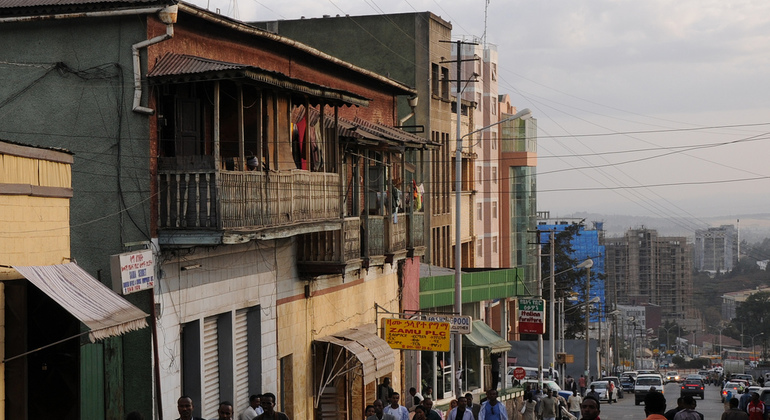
277, 265, 402, 420
0, 144, 72, 419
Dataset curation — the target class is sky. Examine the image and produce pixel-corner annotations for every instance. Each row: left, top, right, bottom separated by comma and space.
187, 0, 770, 227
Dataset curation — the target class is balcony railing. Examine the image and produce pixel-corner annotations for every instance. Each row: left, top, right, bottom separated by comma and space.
158, 165, 340, 231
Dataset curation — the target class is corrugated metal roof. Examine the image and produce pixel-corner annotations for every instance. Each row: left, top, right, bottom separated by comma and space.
148, 53, 370, 107
0, 0, 165, 14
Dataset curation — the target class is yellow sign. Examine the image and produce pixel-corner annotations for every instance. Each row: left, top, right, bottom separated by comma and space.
382, 318, 451, 351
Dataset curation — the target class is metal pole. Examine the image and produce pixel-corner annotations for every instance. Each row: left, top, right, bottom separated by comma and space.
453, 39, 463, 397
584, 264, 591, 377
550, 231, 556, 372
597, 310, 602, 378
538, 243, 544, 387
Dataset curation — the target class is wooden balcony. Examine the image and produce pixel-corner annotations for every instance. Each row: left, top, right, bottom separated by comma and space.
158, 160, 341, 244
297, 217, 361, 275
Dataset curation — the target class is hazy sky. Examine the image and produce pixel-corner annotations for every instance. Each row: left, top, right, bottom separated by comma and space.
188, 0, 770, 228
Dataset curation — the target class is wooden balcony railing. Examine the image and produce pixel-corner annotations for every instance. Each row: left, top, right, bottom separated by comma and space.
158, 167, 340, 231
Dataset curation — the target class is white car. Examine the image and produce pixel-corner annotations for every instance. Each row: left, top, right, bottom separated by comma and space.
588, 380, 618, 403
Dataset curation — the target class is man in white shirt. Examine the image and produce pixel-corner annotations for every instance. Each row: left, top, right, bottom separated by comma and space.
384, 392, 409, 420
240, 395, 264, 420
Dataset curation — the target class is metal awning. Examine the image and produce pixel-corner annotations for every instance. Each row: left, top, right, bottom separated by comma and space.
313, 324, 394, 406
12, 263, 149, 342
463, 320, 511, 354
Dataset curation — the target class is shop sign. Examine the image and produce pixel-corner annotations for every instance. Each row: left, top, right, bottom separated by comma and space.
382, 318, 451, 351
518, 298, 545, 334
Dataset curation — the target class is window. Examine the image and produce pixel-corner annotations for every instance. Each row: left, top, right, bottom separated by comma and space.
431, 64, 439, 97
441, 67, 450, 101
491, 97, 497, 115
492, 236, 498, 253
477, 166, 482, 184
477, 202, 482, 220
492, 201, 498, 218
477, 239, 483, 256
492, 167, 497, 183
491, 132, 497, 150
491, 63, 497, 81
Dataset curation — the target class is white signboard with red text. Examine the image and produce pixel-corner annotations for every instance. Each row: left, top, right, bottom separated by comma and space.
110, 250, 155, 295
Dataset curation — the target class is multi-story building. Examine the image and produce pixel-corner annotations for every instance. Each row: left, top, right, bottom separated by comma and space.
721, 286, 770, 320
694, 225, 737, 273
0, 3, 433, 419
604, 228, 697, 328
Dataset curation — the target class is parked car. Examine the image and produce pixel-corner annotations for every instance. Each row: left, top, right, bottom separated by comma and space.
589, 380, 618, 403
680, 378, 705, 399
635, 374, 665, 405
732, 374, 755, 385
506, 366, 559, 384
602, 376, 624, 398
665, 371, 681, 384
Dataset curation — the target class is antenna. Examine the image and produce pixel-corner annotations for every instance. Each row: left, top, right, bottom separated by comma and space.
483, 0, 490, 45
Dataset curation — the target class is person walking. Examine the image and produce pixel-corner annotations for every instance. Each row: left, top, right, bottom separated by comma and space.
465, 393, 481, 420
673, 396, 703, 420
541, 390, 559, 420
579, 376, 587, 397
367, 400, 397, 420
522, 392, 537, 420
384, 392, 409, 420
567, 390, 582, 420
240, 395, 263, 420
579, 396, 600, 420
447, 396, 474, 420
176, 396, 206, 420
256, 393, 289, 420
747, 393, 765, 420
213, 402, 234, 420
643, 392, 667, 420
422, 398, 443, 420
479, 389, 507, 420
585, 385, 600, 401
721, 398, 749, 420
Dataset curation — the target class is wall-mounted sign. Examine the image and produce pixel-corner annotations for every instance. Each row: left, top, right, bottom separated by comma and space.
518, 298, 545, 334
413, 315, 472, 334
382, 318, 451, 352
110, 250, 155, 295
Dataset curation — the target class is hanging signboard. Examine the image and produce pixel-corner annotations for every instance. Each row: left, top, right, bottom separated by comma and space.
412, 314, 472, 334
382, 318, 451, 352
518, 298, 545, 334
110, 249, 155, 295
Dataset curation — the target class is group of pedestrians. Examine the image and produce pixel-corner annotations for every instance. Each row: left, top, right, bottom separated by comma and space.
366, 388, 509, 420
174, 392, 287, 420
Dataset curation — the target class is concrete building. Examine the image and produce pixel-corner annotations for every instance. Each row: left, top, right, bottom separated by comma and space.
694, 225, 737, 273
604, 228, 697, 329
721, 286, 770, 320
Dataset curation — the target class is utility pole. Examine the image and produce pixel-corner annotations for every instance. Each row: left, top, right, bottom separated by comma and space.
440, 38, 478, 397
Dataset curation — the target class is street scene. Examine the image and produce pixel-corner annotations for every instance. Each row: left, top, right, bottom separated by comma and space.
1, 1, 770, 420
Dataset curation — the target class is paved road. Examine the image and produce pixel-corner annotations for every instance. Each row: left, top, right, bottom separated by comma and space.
595, 381, 726, 420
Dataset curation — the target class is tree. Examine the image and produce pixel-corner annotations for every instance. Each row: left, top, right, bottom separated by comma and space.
732, 291, 770, 339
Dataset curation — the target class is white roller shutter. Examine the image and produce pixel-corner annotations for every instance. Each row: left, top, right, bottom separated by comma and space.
202, 316, 220, 419
234, 308, 250, 409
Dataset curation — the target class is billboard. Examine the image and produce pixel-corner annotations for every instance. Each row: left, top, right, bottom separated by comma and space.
518, 298, 545, 334
382, 318, 451, 351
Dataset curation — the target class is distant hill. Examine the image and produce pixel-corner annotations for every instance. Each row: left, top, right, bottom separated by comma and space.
564, 212, 770, 244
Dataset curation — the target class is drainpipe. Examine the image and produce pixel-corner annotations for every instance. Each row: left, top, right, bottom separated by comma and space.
132, 4, 178, 114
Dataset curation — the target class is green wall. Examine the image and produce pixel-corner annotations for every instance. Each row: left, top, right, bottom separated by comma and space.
419, 268, 526, 308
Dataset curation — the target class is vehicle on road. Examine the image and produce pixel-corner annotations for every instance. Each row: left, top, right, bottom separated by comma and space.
589, 380, 618, 403
665, 371, 681, 383
519, 379, 572, 401
732, 374, 754, 385
721, 381, 744, 403
635, 374, 664, 405
680, 378, 705, 399
620, 372, 637, 393
602, 376, 624, 398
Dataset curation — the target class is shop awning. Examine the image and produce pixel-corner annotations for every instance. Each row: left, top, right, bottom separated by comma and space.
464, 320, 511, 354
13, 263, 149, 342
314, 324, 395, 385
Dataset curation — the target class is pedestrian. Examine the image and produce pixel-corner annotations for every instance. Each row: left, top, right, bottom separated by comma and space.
367, 399, 397, 420
522, 392, 537, 420
739, 388, 752, 412
579, 375, 587, 397
465, 393, 481, 420
256, 393, 289, 420
447, 395, 474, 420
365, 405, 376, 420
413, 406, 428, 420
177, 396, 206, 420
643, 392, 667, 420
579, 396, 600, 420
747, 393, 765, 420
721, 398, 749, 420
479, 389, 507, 420
607, 381, 614, 405
384, 392, 409, 420
541, 389, 559, 420
378, 378, 394, 405
422, 398, 443, 420
213, 402, 234, 420
409, 387, 425, 410
490, 354, 501, 391
585, 385, 600, 401
445, 400, 458, 420
664, 397, 684, 420
673, 396, 703, 420
568, 390, 582, 420
240, 395, 263, 420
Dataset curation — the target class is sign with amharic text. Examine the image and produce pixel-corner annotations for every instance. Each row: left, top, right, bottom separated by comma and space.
382, 318, 451, 352
518, 298, 545, 334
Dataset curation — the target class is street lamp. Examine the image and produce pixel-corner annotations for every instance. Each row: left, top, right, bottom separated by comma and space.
453, 106, 531, 395
659, 325, 673, 355
548, 258, 594, 373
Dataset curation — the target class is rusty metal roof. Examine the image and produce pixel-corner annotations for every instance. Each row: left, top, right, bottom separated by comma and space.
0, 0, 167, 16
148, 53, 370, 107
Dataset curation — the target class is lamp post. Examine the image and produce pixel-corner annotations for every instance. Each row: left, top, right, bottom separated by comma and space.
453, 106, 531, 395
583, 259, 593, 377
659, 325, 673, 355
